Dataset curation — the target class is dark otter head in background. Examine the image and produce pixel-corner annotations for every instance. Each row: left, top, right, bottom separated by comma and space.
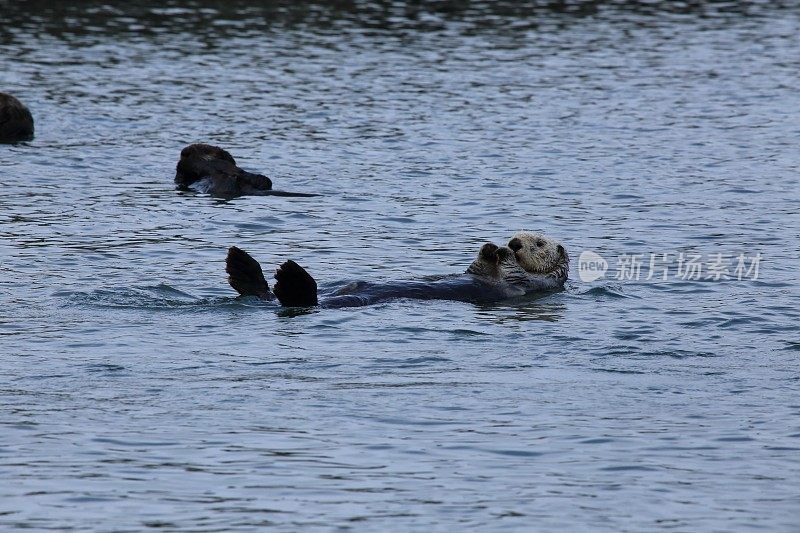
179, 143, 236, 169
174, 143, 272, 191
0, 92, 34, 143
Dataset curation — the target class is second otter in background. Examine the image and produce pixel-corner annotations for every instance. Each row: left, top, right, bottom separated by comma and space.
175, 143, 316, 199
0, 92, 34, 143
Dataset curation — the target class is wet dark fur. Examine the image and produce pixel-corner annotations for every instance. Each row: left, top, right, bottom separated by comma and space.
0, 93, 34, 143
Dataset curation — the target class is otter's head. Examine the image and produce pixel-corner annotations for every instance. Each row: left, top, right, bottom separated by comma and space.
467, 243, 520, 279
180, 143, 236, 165
175, 143, 240, 187
508, 231, 569, 277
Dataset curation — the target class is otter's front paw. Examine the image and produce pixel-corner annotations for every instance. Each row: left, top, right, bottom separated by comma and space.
495, 246, 513, 262
478, 242, 500, 264
273, 260, 319, 307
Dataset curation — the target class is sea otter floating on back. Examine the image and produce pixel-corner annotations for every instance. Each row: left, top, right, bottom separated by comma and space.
225, 231, 569, 308
175, 143, 316, 199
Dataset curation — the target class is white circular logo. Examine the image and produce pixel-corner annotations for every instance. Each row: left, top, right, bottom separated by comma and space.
578, 251, 608, 282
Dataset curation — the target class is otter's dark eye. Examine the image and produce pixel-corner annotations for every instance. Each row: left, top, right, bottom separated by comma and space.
536, 240, 545, 247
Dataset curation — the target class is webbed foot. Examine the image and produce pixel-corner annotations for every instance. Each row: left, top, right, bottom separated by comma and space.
226, 247, 271, 300
274, 260, 318, 307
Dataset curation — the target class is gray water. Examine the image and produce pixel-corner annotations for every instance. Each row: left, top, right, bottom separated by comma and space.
2, 1, 800, 530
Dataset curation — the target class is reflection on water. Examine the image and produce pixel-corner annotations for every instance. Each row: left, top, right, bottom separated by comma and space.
2, 0, 800, 530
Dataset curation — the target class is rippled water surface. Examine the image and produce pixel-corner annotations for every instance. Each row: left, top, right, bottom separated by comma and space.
2, 1, 800, 530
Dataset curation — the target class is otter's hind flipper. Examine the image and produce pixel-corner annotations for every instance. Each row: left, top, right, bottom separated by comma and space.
273, 260, 318, 307
226, 247, 272, 300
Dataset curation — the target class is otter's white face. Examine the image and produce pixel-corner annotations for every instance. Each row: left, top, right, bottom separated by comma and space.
507, 231, 567, 274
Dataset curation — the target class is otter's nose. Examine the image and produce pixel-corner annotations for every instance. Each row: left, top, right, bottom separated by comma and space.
508, 238, 522, 252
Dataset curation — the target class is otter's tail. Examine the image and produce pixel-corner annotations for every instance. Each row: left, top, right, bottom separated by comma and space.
226, 247, 271, 300
273, 260, 318, 307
